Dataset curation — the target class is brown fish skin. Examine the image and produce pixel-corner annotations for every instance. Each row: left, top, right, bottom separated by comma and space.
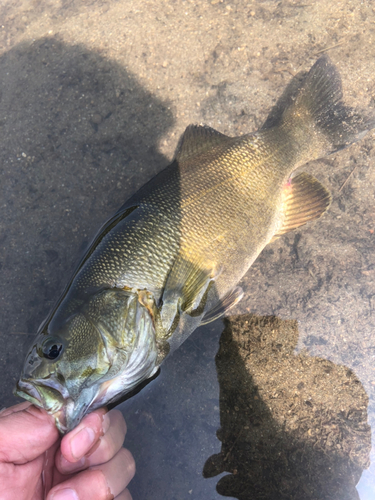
15, 56, 374, 432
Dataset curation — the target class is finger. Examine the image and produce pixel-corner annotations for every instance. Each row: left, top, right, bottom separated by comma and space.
115, 488, 133, 500
90, 449, 135, 498
0, 404, 59, 464
0, 401, 32, 417
47, 448, 135, 500
0, 454, 45, 499
60, 408, 108, 463
0, 439, 60, 500
57, 410, 127, 474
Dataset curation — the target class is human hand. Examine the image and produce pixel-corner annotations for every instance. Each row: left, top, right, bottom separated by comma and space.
0, 402, 135, 500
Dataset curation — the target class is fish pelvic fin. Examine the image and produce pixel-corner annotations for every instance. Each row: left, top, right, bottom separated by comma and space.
271, 172, 331, 242
200, 286, 244, 325
261, 55, 375, 163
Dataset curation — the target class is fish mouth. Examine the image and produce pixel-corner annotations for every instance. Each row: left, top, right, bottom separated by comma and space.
15, 378, 69, 433
15, 377, 102, 434
15, 379, 46, 408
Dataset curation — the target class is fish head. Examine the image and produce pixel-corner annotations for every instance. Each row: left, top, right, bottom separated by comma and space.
15, 288, 158, 433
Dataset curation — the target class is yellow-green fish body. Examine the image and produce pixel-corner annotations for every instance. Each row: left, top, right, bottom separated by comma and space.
16, 56, 374, 432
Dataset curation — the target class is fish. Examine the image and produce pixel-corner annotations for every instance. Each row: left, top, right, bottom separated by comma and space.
15, 56, 374, 433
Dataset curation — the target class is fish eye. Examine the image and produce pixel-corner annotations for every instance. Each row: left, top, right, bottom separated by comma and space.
42, 340, 63, 360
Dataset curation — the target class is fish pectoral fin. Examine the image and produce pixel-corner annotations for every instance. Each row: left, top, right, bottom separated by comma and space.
183, 278, 213, 318
175, 124, 230, 162
181, 263, 222, 314
159, 258, 221, 337
200, 286, 244, 326
271, 172, 331, 242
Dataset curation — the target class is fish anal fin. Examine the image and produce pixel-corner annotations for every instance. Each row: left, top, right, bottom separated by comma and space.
175, 124, 230, 162
272, 172, 331, 242
200, 286, 244, 326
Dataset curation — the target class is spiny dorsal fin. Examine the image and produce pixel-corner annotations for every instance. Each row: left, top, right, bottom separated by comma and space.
175, 124, 230, 162
200, 286, 244, 326
271, 172, 331, 241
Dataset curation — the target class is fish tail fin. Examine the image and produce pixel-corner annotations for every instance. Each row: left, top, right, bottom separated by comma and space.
261, 55, 375, 163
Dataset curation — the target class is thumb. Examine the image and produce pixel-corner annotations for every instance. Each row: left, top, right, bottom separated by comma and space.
0, 403, 59, 464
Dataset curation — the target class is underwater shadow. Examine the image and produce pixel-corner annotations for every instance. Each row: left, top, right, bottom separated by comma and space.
0, 35, 174, 408
204, 314, 371, 500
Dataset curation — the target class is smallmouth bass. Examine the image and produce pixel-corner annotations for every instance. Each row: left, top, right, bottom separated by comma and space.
15, 56, 374, 432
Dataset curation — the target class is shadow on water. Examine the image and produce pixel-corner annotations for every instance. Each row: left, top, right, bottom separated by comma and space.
204, 314, 371, 500
0, 36, 173, 407
0, 31, 223, 500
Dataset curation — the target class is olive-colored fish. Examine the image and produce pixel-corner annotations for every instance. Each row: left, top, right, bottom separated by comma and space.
15, 56, 374, 432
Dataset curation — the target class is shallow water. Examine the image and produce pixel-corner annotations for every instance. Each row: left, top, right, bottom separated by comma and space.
0, 1, 374, 499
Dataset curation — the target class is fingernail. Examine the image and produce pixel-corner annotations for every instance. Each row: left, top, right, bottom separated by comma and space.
50, 488, 79, 500
70, 427, 96, 459
60, 455, 86, 472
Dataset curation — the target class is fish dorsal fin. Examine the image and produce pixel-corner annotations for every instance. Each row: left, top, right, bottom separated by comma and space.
272, 172, 331, 241
200, 286, 244, 326
175, 124, 230, 162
